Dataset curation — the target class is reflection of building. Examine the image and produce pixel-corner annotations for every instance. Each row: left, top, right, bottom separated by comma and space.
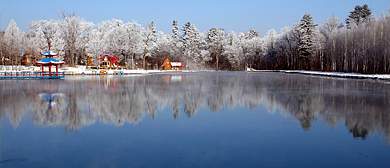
37, 93, 65, 110
162, 75, 183, 85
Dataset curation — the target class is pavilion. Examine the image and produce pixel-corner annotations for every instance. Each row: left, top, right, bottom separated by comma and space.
36, 47, 65, 78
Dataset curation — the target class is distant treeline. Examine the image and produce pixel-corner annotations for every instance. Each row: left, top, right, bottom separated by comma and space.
1, 5, 389, 73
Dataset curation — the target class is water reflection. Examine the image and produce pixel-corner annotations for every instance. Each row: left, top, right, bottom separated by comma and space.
1, 72, 390, 142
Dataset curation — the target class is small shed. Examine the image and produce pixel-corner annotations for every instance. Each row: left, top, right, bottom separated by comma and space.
161, 58, 184, 70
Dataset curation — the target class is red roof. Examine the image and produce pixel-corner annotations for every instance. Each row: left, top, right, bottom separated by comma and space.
99, 52, 118, 65
161, 58, 170, 67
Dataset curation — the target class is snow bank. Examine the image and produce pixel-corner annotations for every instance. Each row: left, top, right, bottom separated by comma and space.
284, 70, 390, 80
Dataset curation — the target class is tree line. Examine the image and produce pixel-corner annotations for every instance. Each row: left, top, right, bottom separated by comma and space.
0, 5, 390, 73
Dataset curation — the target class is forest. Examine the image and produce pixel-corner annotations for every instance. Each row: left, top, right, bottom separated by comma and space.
1, 4, 390, 73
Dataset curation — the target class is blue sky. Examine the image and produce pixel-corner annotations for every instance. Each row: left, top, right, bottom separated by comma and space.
0, 0, 389, 35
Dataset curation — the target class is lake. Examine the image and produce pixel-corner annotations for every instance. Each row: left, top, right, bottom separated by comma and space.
1, 72, 390, 168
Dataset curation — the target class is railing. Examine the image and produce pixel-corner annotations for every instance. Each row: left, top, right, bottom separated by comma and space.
0, 72, 65, 79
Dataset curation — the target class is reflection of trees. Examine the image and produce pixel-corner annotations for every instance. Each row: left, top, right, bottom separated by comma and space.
1, 73, 390, 143
257, 74, 390, 143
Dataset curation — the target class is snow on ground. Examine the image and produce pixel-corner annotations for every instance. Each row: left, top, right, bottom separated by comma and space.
283, 70, 390, 80
0, 65, 189, 75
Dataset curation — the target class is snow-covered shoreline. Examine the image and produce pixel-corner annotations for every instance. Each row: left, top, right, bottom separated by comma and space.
279, 70, 390, 80
248, 69, 390, 80
0, 65, 201, 75
2, 65, 390, 80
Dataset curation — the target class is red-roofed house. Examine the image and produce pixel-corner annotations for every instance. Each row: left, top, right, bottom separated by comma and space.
161, 58, 184, 70
99, 53, 118, 69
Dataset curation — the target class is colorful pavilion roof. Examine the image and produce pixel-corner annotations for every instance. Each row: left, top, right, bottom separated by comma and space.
36, 58, 64, 65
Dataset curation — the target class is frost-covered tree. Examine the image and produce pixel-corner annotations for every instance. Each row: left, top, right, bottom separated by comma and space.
197, 32, 211, 67
298, 13, 318, 70
247, 28, 259, 40
107, 19, 127, 54
87, 29, 105, 66
207, 27, 224, 70
28, 19, 65, 60
155, 33, 172, 67
263, 29, 277, 51
182, 22, 197, 68
170, 20, 182, 60
26, 24, 46, 56
319, 16, 341, 70
262, 29, 279, 69
28, 19, 61, 50
242, 29, 263, 69
320, 16, 341, 40
100, 19, 127, 65
141, 21, 157, 69
222, 31, 244, 70
59, 12, 93, 66
171, 20, 180, 43
181, 22, 192, 63
3, 19, 23, 67
275, 22, 300, 69
124, 21, 143, 69
181, 22, 206, 69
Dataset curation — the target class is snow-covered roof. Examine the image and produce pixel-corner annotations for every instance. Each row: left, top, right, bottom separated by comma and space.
36, 58, 64, 65
171, 62, 184, 67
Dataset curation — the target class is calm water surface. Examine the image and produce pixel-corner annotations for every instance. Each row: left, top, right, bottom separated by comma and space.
1, 72, 390, 168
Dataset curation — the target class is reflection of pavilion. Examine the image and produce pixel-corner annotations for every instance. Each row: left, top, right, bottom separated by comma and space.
37, 93, 65, 110
34, 80, 66, 112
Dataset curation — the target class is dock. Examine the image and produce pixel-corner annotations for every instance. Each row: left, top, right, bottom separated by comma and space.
0, 72, 65, 79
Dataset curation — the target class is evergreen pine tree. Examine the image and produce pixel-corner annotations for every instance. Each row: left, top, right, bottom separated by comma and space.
171, 20, 180, 42
346, 4, 372, 28
298, 13, 317, 70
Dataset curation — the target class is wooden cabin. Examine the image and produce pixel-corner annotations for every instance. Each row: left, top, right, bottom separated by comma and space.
21, 52, 35, 66
87, 56, 94, 66
99, 53, 118, 69
161, 58, 184, 70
